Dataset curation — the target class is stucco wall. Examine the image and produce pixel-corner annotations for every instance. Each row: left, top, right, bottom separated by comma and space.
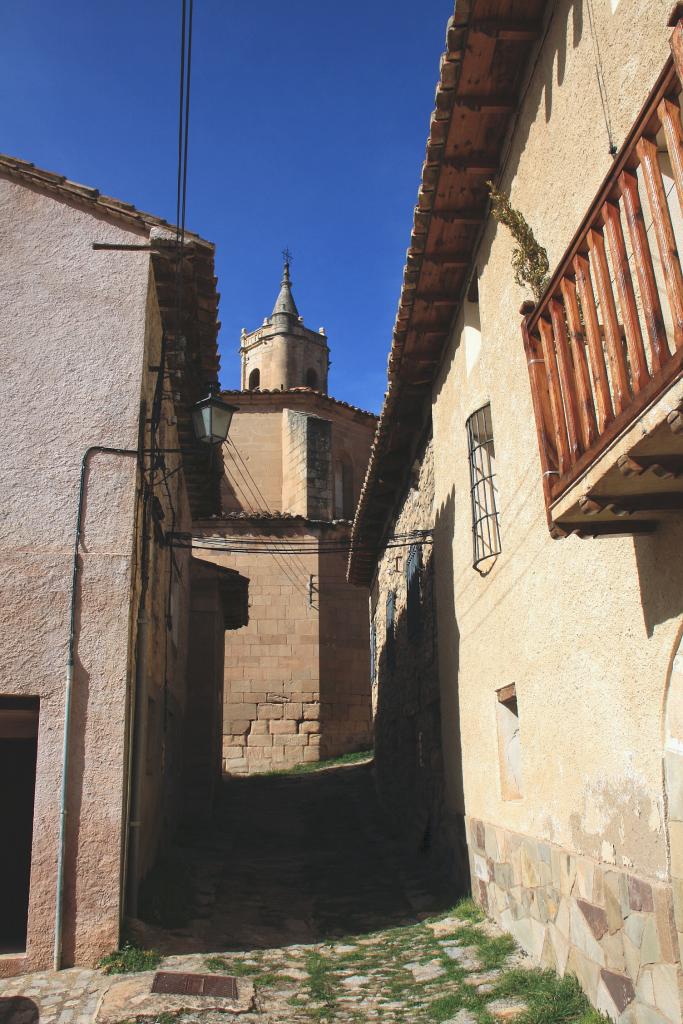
432, 0, 680, 884
427, 1, 683, 1019
0, 176, 152, 972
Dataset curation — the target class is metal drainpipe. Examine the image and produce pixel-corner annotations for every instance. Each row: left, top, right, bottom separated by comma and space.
54, 445, 138, 971
125, 598, 150, 917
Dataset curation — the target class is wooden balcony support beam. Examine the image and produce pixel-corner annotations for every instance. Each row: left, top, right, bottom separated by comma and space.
579, 492, 683, 515
618, 453, 683, 478
573, 521, 658, 537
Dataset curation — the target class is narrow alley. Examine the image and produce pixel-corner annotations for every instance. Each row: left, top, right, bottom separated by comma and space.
0, 759, 604, 1024
135, 757, 455, 954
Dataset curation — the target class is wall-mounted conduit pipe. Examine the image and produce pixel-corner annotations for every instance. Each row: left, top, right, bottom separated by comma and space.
54, 445, 138, 971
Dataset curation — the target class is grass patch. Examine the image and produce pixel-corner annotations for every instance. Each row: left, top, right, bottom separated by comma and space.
306, 951, 339, 1006
452, 897, 485, 923
204, 955, 233, 973
263, 750, 373, 777
138, 854, 194, 929
115, 1015, 179, 1024
254, 972, 289, 989
446, 923, 517, 970
493, 970, 606, 1024
98, 943, 161, 975
204, 955, 266, 977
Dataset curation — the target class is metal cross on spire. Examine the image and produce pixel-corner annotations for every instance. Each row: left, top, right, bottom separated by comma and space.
282, 247, 293, 270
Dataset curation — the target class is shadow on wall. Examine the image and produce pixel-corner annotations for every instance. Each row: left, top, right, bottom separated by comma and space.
0, 998, 39, 1024
318, 542, 373, 760
634, 519, 683, 637
432, 487, 466, 828
373, 526, 466, 895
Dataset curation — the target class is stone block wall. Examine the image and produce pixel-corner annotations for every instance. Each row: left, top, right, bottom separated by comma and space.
468, 817, 683, 1024
194, 521, 372, 775
318, 535, 373, 758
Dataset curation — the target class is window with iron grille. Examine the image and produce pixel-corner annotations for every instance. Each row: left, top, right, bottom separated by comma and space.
406, 543, 421, 639
466, 403, 501, 571
386, 590, 396, 670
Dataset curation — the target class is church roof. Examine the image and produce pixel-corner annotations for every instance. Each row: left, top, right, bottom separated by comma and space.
272, 257, 299, 318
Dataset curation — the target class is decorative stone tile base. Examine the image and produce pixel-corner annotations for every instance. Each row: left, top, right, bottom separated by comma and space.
467, 817, 683, 1024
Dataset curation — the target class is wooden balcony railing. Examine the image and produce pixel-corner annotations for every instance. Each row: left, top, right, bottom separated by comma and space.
522, 18, 683, 517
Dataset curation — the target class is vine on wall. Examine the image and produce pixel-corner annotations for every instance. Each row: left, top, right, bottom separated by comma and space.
487, 183, 550, 302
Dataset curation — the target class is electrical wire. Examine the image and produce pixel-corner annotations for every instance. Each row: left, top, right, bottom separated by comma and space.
226, 437, 314, 582
586, 0, 617, 157
221, 446, 308, 591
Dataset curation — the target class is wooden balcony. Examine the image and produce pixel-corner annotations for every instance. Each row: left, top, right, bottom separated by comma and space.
522, 16, 683, 538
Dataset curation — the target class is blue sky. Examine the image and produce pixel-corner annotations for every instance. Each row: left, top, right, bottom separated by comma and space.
3, 1, 449, 413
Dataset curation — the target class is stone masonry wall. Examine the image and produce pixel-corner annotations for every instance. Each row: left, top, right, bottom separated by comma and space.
469, 816, 683, 1024
371, 434, 463, 883
194, 519, 373, 774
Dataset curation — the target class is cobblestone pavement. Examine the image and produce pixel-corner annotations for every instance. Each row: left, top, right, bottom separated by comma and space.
0, 761, 594, 1023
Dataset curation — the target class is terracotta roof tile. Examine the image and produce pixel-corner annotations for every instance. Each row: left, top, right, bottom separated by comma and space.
347, 0, 550, 585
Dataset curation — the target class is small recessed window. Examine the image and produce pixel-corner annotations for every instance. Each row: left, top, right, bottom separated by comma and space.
466, 403, 501, 572
305, 368, 318, 389
248, 367, 260, 390
386, 590, 396, 671
496, 684, 522, 800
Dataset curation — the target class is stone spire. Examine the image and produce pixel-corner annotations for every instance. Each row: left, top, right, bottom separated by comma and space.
272, 253, 299, 319
241, 250, 329, 393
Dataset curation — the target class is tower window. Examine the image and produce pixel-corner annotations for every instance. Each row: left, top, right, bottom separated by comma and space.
248, 368, 260, 390
305, 368, 318, 389
466, 403, 501, 572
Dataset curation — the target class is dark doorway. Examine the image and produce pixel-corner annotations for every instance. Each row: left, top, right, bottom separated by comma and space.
0, 697, 39, 954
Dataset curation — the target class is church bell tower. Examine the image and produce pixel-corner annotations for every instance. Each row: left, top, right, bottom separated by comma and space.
240, 254, 330, 393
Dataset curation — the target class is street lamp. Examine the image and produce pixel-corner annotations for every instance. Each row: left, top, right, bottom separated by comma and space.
192, 389, 237, 445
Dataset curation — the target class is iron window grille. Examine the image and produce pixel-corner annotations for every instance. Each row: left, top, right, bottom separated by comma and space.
406, 543, 421, 640
466, 403, 501, 572
386, 590, 396, 670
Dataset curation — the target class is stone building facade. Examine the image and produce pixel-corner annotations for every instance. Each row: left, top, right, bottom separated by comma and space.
193, 266, 377, 774
349, 3, 683, 1023
0, 156, 246, 974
